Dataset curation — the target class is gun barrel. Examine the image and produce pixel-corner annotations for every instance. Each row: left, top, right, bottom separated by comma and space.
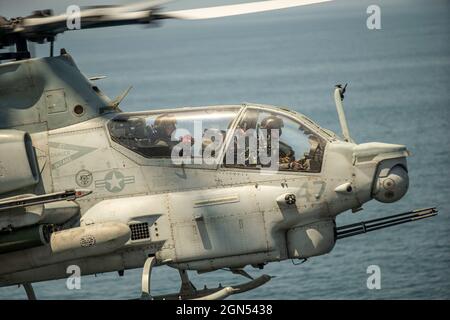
336, 207, 437, 240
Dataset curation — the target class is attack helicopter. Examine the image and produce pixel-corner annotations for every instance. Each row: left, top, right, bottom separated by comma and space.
0, 0, 437, 300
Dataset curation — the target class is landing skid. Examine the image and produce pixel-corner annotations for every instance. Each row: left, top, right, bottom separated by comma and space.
140, 257, 271, 300
22, 283, 36, 300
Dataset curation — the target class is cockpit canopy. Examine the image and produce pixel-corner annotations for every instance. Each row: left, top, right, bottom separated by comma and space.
107, 105, 327, 173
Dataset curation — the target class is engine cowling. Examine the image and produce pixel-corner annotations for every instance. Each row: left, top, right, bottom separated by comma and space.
0, 130, 39, 194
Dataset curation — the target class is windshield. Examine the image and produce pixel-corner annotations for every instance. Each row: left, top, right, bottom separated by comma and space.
224, 108, 327, 173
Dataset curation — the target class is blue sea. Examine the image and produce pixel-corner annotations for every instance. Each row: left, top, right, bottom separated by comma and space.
0, 0, 449, 299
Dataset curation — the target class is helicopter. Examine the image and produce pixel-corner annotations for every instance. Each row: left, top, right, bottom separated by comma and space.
0, 0, 438, 300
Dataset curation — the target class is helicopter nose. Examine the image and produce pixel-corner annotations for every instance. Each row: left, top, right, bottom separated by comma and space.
372, 165, 409, 203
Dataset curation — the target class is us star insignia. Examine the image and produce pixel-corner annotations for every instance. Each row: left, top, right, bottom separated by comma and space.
95, 170, 135, 193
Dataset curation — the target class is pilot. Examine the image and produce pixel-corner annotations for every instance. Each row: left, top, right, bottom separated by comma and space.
260, 115, 284, 138
260, 115, 290, 165
202, 128, 225, 158
260, 115, 306, 171
238, 109, 259, 132
302, 134, 323, 172
149, 114, 178, 157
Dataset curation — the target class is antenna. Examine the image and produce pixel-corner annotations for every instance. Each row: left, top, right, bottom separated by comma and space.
334, 84, 354, 143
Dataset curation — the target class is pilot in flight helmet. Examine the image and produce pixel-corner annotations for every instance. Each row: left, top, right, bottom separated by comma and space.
154, 114, 177, 137
261, 115, 284, 136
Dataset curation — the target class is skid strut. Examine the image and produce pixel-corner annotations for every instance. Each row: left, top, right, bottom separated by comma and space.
139, 257, 271, 300
23, 283, 36, 300
179, 269, 197, 297
141, 256, 156, 299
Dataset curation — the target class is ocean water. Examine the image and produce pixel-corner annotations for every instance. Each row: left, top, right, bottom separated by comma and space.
0, 0, 449, 299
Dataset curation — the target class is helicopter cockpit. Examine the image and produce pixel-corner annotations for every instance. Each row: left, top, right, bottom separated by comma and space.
226, 107, 326, 173
107, 106, 326, 172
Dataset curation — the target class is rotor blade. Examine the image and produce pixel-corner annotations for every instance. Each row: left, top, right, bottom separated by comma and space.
7, 0, 332, 45
162, 0, 332, 20
17, 0, 166, 34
